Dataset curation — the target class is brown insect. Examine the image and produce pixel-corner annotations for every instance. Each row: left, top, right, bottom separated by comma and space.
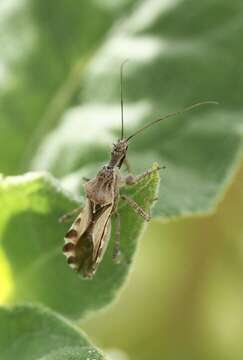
60, 61, 217, 279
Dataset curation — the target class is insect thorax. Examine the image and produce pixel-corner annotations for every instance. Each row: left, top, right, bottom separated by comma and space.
84, 165, 118, 207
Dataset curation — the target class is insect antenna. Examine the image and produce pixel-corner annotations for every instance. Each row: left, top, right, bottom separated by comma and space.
120, 59, 129, 140
126, 101, 218, 141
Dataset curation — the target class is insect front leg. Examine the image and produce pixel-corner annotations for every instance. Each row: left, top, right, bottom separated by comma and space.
124, 157, 132, 173
82, 177, 90, 182
121, 195, 150, 222
124, 165, 163, 186
59, 207, 82, 223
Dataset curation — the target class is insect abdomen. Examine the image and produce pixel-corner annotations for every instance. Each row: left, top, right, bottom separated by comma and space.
63, 200, 92, 273
63, 221, 81, 271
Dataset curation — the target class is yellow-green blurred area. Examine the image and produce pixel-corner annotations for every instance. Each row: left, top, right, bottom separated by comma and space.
83, 165, 243, 360
1, 0, 243, 359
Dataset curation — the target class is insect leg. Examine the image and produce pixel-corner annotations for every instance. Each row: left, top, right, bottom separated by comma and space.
82, 177, 90, 182
124, 158, 132, 173
121, 195, 150, 221
124, 165, 163, 186
112, 212, 122, 264
59, 207, 82, 223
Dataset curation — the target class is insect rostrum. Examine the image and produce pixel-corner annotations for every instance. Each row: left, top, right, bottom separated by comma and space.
60, 63, 218, 279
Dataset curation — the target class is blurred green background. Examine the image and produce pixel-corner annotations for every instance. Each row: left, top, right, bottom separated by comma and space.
83, 166, 243, 360
0, 0, 243, 359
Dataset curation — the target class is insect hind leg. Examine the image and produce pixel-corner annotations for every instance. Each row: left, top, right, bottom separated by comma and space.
124, 165, 163, 186
59, 207, 82, 223
121, 195, 150, 222
112, 212, 123, 264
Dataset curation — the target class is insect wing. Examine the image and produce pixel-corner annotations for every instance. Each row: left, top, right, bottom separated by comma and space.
91, 204, 113, 266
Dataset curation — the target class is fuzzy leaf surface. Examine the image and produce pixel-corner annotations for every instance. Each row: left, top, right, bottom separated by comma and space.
30, 0, 243, 220
0, 305, 104, 359
0, 168, 159, 317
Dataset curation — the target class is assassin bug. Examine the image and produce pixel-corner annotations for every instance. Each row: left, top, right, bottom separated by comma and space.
60, 61, 217, 279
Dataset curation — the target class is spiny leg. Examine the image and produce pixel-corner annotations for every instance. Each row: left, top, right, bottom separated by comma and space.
124, 165, 164, 186
124, 157, 132, 173
112, 212, 122, 264
121, 195, 150, 222
58, 207, 82, 224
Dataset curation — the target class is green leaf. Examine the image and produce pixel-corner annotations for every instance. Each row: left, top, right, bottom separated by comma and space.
0, 167, 159, 318
0, 305, 104, 359
30, 0, 243, 220
0, 0, 137, 174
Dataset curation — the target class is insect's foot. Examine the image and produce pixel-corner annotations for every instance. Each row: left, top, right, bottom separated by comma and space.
145, 215, 151, 222
59, 214, 72, 224
82, 177, 90, 182
112, 250, 123, 264
148, 197, 158, 206
114, 253, 129, 266
155, 165, 166, 172
58, 215, 66, 224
